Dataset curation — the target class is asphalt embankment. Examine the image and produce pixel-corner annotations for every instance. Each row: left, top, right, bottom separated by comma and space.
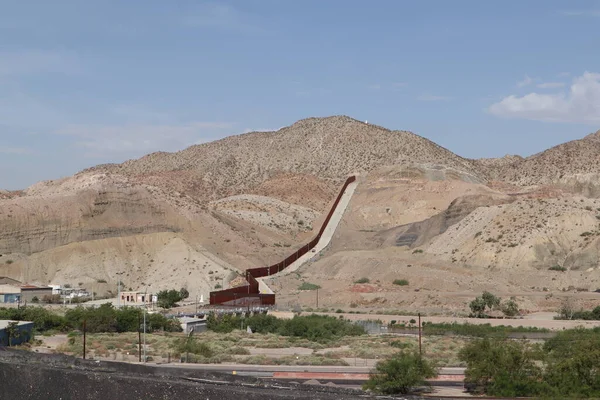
0, 349, 409, 400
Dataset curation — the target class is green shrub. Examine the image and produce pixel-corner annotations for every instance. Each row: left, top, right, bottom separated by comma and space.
393, 279, 409, 286
363, 351, 437, 394
548, 265, 566, 272
412, 249, 423, 254
207, 313, 365, 343
298, 282, 321, 290
354, 277, 370, 284
459, 338, 546, 397
96, 279, 108, 283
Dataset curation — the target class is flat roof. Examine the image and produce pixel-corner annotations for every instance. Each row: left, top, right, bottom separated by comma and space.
178, 317, 206, 324
0, 320, 33, 330
20, 285, 52, 290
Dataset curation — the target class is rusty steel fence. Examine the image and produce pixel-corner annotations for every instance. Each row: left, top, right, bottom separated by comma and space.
209, 176, 357, 306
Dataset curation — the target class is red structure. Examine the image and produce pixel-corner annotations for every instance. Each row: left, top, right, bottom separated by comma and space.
209, 176, 357, 306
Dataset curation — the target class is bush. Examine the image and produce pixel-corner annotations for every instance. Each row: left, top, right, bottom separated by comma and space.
157, 289, 185, 309
207, 313, 365, 343
469, 291, 501, 318
412, 249, 423, 254
363, 352, 437, 394
549, 265, 567, 272
501, 300, 519, 317
393, 279, 409, 286
298, 282, 321, 291
354, 277, 370, 284
459, 338, 546, 397
64, 304, 181, 333
0, 306, 68, 332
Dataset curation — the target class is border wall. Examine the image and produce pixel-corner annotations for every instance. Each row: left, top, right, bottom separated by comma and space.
210, 176, 356, 306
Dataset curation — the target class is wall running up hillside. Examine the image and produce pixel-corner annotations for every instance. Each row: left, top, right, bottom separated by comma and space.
209, 176, 356, 306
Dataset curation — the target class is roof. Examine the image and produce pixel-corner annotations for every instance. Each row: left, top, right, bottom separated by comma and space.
0, 320, 33, 330
178, 317, 205, 324
0, 277, 21, 286
20, 285, 51, 290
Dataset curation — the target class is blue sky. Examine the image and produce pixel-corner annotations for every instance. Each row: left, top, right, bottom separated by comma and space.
1, 0, 600, 189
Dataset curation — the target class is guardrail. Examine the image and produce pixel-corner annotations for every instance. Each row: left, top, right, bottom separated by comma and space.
210, 176, 356, 305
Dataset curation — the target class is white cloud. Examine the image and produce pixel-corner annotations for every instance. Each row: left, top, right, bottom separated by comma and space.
182, 3, 264, 33
488, 71, 600, 124
0, 50, 79, 76
417, 94, 452, 101
56, 122, 235, 157
537, 82, 566, 89
517, 75, 534, 88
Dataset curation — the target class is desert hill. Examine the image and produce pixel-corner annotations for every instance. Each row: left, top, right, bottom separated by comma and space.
1, 116, 600, 314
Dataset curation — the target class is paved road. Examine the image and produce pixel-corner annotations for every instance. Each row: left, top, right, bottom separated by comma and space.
258, 179, 359, 295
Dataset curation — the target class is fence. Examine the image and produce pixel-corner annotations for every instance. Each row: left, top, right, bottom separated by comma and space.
210, 176, 357, 305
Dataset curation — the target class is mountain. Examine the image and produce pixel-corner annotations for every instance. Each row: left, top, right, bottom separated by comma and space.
1, 116, 600, 314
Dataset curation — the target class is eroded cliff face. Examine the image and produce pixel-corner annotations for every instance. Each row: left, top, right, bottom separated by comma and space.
0, 185, 185, 256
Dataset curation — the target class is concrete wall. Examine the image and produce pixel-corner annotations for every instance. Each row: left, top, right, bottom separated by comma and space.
20, 288, 52, 303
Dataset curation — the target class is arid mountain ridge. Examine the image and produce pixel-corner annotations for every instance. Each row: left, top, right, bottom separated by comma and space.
1, 115, 600, 313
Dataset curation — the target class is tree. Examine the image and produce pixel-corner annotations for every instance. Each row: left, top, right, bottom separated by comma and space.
157, 289, 183, 309
469, 291, 501, 318
363, 351, 437, 394
459, 338, 546, 397
5, 321, 22, 346
501, 300, 519, 317
179, 287, 190, 300
543, 328, 600, 398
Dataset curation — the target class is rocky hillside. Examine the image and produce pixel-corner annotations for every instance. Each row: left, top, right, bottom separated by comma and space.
87, 116, 484, 203
488, 130, 600, 190
2, 116, 600, 308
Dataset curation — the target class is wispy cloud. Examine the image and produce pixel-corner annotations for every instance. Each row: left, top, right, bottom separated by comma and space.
417, 94, 452, 101
516, 75, 534, 88
537, 82, 566, 89
488, 71, 600, 124
0, 50, 80, 77
182, 3, 265, 33
56, 122, 235, 157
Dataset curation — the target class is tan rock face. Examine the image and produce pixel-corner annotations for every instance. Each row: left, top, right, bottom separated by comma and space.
2, 117, 600, 312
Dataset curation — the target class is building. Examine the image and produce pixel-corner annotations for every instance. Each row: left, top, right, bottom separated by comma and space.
20, 284, 53, 303
120, 291, 153, 305
0, 277, 21, 286
0, 320, 34, 346
179, 317, 207, 334
0, 284, 21, 304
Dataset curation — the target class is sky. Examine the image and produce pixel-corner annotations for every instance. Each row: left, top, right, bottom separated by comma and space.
1, 0, 600, 190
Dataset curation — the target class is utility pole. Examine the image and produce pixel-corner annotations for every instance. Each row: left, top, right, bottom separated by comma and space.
117, 278, 121, 308
82, 319, 87, 360
143, 304, 147, 363
418, 313, 422, 356
138, 312, 142, 362
143, 289, 147, 363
